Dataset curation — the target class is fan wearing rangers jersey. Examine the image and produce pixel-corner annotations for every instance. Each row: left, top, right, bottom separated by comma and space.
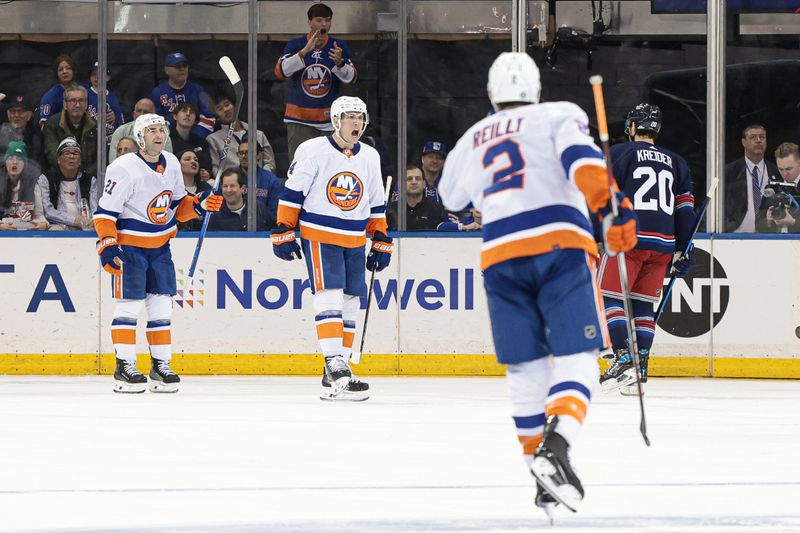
438, 52, 638, 519
271, 96, 390, 402
274, 3, 357, 161
598, 103, 696, 395
93, 113, 222, 394
149, 53, 216, 138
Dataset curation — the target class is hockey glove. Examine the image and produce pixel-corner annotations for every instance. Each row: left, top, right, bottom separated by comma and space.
598, 192, 638, 255
271, 226, 302, 261
671, 243, 696, 278
366, 232, 393, 272
97, 236, 125, 275
193, 189, 223, 217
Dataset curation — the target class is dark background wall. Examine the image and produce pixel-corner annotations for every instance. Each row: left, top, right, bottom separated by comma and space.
2, 35, 799, 200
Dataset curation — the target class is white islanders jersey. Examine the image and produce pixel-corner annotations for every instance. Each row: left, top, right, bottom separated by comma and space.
438, 101, 609, 270
277, 136, 388, 248
94, 151, 187, 248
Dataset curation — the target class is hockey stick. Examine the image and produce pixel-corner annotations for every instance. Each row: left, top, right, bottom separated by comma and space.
654, 177, 719, 325
590, 75, 650, 447
350, 174, 393, 365
188, 56, 243, 278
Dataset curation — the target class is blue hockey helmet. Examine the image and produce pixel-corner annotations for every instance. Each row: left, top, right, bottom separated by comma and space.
624, 103, 661, 137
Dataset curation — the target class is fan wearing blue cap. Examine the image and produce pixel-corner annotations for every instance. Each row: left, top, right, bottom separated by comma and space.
149, 52, 216, 139
87, 62, 125, 144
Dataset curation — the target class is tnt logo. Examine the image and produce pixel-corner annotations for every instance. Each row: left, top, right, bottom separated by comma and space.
301, 64, 332, 98
658, 248, 730, 338
147, 190, 173, 224
175, 268, 204, 308
326, 172, 363, 211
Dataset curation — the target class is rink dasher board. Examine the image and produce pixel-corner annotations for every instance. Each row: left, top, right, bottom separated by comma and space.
0, 234, 798, 378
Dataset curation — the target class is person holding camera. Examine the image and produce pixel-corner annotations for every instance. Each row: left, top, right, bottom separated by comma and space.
274, 2, 357, 161
761, 142, 800, 233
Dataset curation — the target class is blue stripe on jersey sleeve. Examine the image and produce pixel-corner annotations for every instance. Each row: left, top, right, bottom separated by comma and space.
560, 145, 603, 177
300, 210, 368, 232
370, 205, 386, 215
482, 205, 593, 242
117, 217, 177, 233
548, 381, 592, 400
95, 207, 120, 218
280, 187, 305, 205
170, 198, 182, 210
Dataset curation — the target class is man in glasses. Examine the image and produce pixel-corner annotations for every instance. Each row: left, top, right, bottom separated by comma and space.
42, 83, 98, 176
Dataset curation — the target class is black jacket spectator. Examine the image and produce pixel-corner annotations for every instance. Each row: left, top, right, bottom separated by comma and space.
0, 95, 43, 165
387, 196, 448, 231
724, 157, 779, 232
207, 198, 269, 232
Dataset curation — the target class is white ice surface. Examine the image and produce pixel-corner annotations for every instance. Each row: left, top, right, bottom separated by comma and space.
1, 376, 799, 533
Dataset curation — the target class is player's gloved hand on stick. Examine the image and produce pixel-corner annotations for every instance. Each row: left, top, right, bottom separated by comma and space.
598, 192, 638, 255
366, 232, 393, 272
97, 236, 126, 275
271, 225, 302, 261
672, 243, 695, 278
193, 189, 223, 216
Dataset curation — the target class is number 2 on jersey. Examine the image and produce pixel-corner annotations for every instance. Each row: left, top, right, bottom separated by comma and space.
482, 139, 525, 197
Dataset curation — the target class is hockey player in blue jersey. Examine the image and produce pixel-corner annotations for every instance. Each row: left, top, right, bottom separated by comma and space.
598, 104, 697, 394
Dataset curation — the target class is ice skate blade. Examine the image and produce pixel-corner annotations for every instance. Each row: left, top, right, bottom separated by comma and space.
538, 501, 557, 525
113, 380, 146, 394
531, 457, 582, 513
148, 380, 179, 393
600, 369, 637, 393
320, 390, 369, 402
620, 383, 645, 396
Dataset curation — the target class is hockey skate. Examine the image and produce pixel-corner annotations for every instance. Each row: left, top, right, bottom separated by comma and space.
319, 355, 352, 400
320, 356, 368, 401
535, 481, 558, 524
599, 348, 637, 392
148, 358, 180, 393
531, 415, 584, 514
113, 358, 147, 393
620, 349, 649, 397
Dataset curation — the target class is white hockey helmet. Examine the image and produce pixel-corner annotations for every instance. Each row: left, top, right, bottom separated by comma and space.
487, 52, 541, 111
330, 96, 369, 140
133, 113, 167, 149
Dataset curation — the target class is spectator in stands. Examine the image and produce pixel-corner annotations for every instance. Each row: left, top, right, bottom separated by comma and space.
775, 142, 800, 185
237, 138, 283, 223
176, 148, 212, 231
115, 137, 138, 158
208, 94, 276, 174
42, 84, 98, 177
0, 141, 47, 230
86, 62, 124, 145
170, 102, 212, 180
38, 137, 97, 231
275, 2, 357, 161
0, 95, 43, 164
150, 52, 215, 138
724, 124, 779, 233
387, 164, 450, 231
38, 54, 77, 128
421, 140, 446, 195
207, 168, 269, 231
109, 98, 173, 163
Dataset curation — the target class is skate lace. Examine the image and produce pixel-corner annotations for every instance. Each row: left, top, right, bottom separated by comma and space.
124, 361, 141, 376
157, 360, 175, 376
326, 357, 349, 373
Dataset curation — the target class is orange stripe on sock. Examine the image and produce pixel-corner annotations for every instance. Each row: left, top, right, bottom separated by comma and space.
316, 321, 343, 340
311, 242, 324, 292
111, 329, 135, 344
146, 330, 172, 345
343, 331, 355, 349
518, 434, 543, 455
546, 396, 588, 424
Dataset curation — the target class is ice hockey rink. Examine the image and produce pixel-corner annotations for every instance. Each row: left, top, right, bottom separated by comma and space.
1, 376, 799, 533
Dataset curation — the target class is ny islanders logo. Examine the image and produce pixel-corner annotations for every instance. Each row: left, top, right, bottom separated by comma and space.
302, 64, 332, 98
147, 190, 173, 224
326, 172, 363, 211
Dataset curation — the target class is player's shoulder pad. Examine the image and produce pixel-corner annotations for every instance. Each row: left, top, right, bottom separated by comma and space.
162, 149, 181, 167
357, 141, 379, 159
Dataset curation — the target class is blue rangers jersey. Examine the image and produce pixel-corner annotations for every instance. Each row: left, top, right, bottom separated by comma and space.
87, 88, 125, 144
274, 35, 357, 130
149, 81, 215, 138
610, 141, 695, 253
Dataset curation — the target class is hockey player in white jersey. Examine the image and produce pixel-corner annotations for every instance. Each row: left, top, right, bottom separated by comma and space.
438, 52, 638, 519
271, 96, 390, 401
93, 113, 222, 393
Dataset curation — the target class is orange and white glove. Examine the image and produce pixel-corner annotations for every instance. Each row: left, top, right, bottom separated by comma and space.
97, 236, 125, 275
